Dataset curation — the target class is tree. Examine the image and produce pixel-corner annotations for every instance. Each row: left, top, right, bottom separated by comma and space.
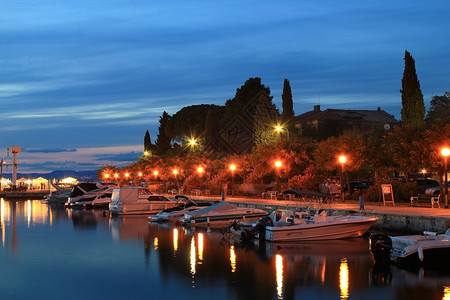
154, 111, 172, 155
426, 91, 450, 125
144, 130, 152, 154
400, 50, 425, 128
281, 79, 295, 137
222, 77, 272, 125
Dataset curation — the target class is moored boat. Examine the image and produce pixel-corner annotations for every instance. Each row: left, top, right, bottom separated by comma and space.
109, 186, 178, 215
149, 196, 212, 222
179, 201, 269, 227
238, 210, 378, 242
369, 229, 450, 269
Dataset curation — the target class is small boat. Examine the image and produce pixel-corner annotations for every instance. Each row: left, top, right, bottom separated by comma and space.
149, 196, 212, 222
179, 201, 269, 226
369, 229, 450, 269
108, 186, 178, 215
238, 209, 378, 242
65, 183, 118, 208
42, 183, 73, 203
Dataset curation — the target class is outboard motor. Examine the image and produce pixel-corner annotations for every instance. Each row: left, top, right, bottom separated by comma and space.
369, 233, 392, 265
241, 216, 273, 242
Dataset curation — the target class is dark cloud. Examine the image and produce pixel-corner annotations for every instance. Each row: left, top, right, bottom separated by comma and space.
24, 148, 77, 153
94, 152, 140, 162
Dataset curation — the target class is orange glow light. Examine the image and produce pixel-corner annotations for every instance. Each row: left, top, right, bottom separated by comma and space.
275, 160, 282, 168
339, 155, 347, 164
153, 170, 159, 176
197, 167, 204, 173
229, 164, 236, 171
442, 148, 450, 157
173, 169, 179, 175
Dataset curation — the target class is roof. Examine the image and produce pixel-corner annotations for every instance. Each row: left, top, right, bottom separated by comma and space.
295, 107, 399, 124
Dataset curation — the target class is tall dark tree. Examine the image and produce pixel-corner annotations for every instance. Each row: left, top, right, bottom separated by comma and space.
426, 91, 450, 125
400, 50, 425, 128
154, 111, 172, 155
281, 79, 295, 137
222, 77, 272, 125
144, 130, 152, 154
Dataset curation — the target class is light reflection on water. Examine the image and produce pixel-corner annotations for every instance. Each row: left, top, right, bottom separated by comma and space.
1, 199, 450, 300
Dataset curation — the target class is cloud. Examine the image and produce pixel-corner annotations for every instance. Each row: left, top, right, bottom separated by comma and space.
94, 152, 141, 162
24, 148, 77, 153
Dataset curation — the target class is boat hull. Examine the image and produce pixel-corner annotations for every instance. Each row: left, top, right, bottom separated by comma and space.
265, 216, 378, 242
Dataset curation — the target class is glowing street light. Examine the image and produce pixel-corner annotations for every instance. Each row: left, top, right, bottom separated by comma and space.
442, 147, 449, 208
173, 169, 179, 175
197, 167, 204, 174
153, 170, 159, 177
275, 160, 282, 169
114, 173, 119, 183
339, 155, 347, 202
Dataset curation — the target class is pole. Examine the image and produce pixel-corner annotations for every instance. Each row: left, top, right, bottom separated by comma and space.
445, 156, 448, 209
341, 164, 345, 202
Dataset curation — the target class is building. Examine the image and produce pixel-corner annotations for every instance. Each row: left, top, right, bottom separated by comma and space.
294, 105, 399, 138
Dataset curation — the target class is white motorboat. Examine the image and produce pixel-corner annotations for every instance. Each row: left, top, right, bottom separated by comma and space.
65, 183, 118, 208
109, 186, 178, 215
43, 183, 73, 203
149, 196, 212, 222
179, 201, 269, 227
369, 229, 450, 269
238, 209, 378, 242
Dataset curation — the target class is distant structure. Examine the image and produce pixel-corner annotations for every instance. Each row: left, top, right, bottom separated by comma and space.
205, 91, 279, 155
294, 105, 399, 138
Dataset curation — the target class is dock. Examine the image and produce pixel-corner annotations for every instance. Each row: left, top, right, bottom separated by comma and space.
0, 190, 49, 200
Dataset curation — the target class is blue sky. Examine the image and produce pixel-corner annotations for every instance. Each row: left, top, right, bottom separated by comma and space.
1, 1, 449, 173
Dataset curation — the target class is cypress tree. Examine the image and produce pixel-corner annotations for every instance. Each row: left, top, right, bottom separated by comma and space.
144, 130, 152, 154
281, 79, 295, 138
400, 50, 425, 128
155, 111, 172, 155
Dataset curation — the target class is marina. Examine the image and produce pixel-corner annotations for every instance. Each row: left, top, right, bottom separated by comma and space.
1, 198, 450, 300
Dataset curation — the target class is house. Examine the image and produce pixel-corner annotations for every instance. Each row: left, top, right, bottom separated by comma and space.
294, 105, 399, 138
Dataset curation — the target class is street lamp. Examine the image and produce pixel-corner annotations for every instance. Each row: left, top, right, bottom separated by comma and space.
114, 173, 119, 184
275, 125, 290, 141
197, 166, 204, 175
339, 155, 347, 202
274, 160, 282, 190
229, 164, 236, 196
442, 147, 449, 208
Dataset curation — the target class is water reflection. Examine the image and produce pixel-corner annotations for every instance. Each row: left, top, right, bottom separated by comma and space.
339, 258, 349, 299
2, 200, 450, 300
230, 245, 236, 273
275, 254, 283, 299
444, 286, 450, 300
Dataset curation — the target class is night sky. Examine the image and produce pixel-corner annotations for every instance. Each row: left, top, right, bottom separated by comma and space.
1, 1, 449, 172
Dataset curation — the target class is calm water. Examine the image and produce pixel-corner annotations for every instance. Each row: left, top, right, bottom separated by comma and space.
1, 200, 450, 300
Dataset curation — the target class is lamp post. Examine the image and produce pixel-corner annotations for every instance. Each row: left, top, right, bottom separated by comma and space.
339, 155, 347, 202
229, 164, 236, 197
442, 147, 449, 208
114, 173, 119, 184
173, 169, 179, 191
275, 125, 290, 141
275, 160, 282, 190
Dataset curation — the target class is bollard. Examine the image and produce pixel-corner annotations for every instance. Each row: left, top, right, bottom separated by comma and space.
221, 191, 225, 201
359, 195, 364, 210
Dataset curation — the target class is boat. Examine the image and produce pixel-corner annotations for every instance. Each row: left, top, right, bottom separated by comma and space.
42, 183, 73, 203
238, 209, 378, 242
65, 183, 118, 208
83, 186, 117, 208
179, 201, 269, 227
148, 196, 212, 222
108, 186, 178, 215
369, 229, 450, 269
